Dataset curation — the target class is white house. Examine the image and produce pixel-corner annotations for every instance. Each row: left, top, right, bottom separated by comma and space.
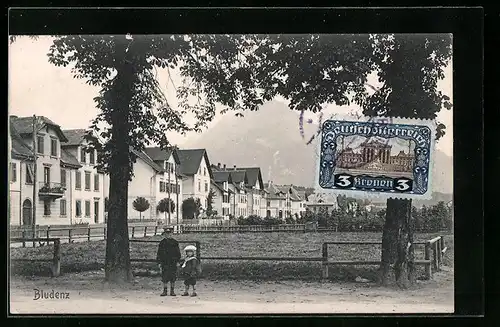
62, 129, 106, 225
277, 185, 307, 219
176, 149, 213, 217
306, 192, 338, 214
9, 115, 76, 226
264, 182, 289, 219
143, 147, 184, 224
211, 169, 232, 219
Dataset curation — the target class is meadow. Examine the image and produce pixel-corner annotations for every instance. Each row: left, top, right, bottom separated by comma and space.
10, 232, 453, 282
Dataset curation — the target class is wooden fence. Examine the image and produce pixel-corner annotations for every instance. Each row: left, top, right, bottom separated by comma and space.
129, 235, 447, 280
11, 234, 447, 281
10, 224, 308, 246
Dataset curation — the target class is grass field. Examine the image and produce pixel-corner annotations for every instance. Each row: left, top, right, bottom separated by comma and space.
10, 232, 453, 282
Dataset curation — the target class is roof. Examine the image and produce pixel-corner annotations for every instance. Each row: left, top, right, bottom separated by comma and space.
176, 149, 213, 178
144, 147, 180, 165
266, 183, 287, 199
237, 167, 263, 188
131, 147, 164, 172
212, 171, 232, 183
10, 120, 34, 160
62, 129, 87, 146
61, 148, 81, 168
360, 140, 390, 148
229, 170, 247, 184
11, 116, 68, 142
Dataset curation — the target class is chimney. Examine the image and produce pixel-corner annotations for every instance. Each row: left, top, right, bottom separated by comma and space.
223, 164, 226, 170
233, 165, 237, 170
217, 163, 221, 169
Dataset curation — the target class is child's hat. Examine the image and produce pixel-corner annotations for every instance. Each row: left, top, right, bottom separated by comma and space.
184, 245, 197, 252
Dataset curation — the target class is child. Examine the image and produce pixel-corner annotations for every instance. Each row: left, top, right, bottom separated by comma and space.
180, 245, 202, 297
156, 226, 181, 296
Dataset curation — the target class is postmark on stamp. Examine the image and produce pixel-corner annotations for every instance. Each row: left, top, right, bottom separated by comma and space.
315, 116, 436, 199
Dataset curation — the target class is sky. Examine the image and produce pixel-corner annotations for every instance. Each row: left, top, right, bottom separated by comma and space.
8, 36, 453, 156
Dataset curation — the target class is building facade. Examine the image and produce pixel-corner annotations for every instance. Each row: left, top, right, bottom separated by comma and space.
176, 149, 213, 216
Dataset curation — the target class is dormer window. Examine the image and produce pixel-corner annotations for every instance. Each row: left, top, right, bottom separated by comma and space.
80, 147, 86, 163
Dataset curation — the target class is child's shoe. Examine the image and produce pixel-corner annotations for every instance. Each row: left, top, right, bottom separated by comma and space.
170, 291, 176, 296
191, 292, 197, 297
160, 290, 168, 297
182, 292, 189, 296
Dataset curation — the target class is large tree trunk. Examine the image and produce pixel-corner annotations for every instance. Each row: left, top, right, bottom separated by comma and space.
380, 198, 415, 288
104, 57, 135, 284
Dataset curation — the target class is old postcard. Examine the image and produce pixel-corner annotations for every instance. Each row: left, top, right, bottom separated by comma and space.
8, 32, 454, 314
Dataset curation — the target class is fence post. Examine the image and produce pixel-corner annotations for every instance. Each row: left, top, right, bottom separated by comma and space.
46, 226, 51, 240
132, 227, 135, 238
22, 230, 26, 248
88, 226, 91, 242
424, 242, 432, 279
437, 239, 442, 270
104, 227, 106, 240
433, 241, 439, 271
322, 243, 329, 279
68, 229, 72, 244
440, 236, 445, 266
154, 225, 158, 236
144, 226, 148, 238
196, 241, 201, 262
51, 239, 61, 277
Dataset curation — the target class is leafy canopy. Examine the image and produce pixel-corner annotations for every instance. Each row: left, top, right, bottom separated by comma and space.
44, 34, 451, 179
132, 197, 150, 213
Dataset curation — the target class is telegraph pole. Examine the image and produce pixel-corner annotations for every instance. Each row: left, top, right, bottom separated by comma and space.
175, 162, 180, 226
32, 115, 37, 247
167, 162, 171, 225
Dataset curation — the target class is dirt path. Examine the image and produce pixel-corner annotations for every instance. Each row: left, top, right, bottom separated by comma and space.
9, 269, 454, 314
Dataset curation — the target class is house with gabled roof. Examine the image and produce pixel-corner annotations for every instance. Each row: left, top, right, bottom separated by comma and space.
143, 146, 185, 224
212, 164, 266, 218
211, 169, 233, 219
176, 149, 213, 218
9, 115, 82, 226
276, 184, 307, 219
62, 129, 106, 224
264, 182, 290, 219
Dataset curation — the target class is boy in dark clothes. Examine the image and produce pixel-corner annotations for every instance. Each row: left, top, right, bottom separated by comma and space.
156, 226, 181, 296
180, 245, 202, 297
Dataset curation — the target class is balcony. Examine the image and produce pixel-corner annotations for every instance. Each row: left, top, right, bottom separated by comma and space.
38, 182, 65, 200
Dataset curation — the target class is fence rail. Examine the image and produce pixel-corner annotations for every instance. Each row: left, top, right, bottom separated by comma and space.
11, 233, 446, 281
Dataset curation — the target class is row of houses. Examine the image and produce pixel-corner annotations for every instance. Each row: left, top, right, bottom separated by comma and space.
8, 115, 312, 227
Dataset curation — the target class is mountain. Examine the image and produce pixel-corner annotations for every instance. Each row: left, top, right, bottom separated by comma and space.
184, 101, 453, 195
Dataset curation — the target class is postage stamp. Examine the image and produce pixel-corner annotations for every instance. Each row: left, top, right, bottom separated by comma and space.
315, 116, 436, 200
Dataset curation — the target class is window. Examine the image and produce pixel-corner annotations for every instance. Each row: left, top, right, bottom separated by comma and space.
80, 147, 86, 163
37, 135, 44, 154
267, 201, 271, 207
50, 138, 58, 156
61, 169, 66, 187
43, 201, 51, 216
75, 171, 81, 189
60, 199, 67, 216
43, 166, 51, 184
10, 163, 17, 182
203, 168, 206, 176
198, 167, 201, 174
205, 182, 208, 192
85, 200, 91, 217
94, 174, 99, 191
26, 164, 34, 184
76, 200, 82, 217
159, 181, 165, 192
198, 181, 201, 192
89, 150, 95, 165
85, 171, 91, 190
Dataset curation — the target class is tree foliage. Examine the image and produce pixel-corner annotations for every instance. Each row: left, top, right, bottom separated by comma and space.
157, 198, 175, 215
182, 197, 202, 219
132, 197, 150, 220
206, 188, 217, 217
